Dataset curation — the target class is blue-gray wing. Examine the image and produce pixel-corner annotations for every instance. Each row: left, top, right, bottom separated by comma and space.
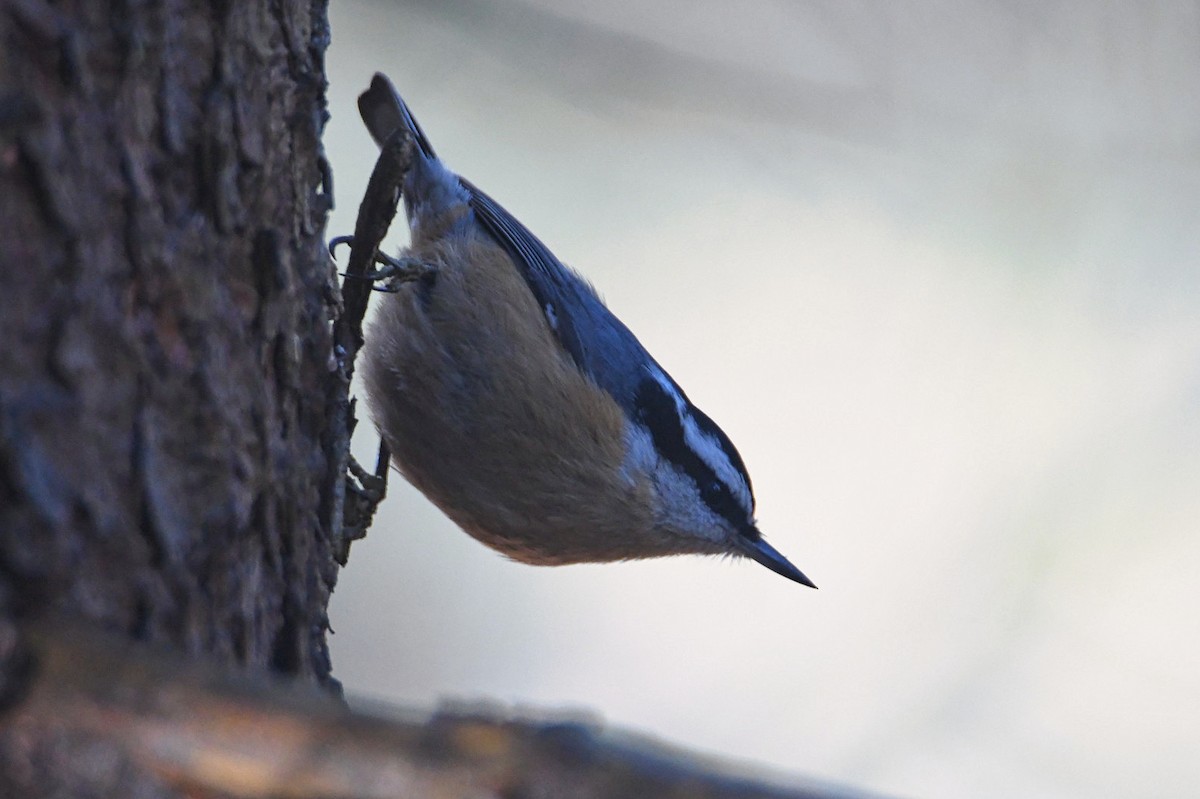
463, 177, 758, 509
461, 177, 652, 410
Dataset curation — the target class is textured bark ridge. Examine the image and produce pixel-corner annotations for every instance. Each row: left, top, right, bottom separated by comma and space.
0, 0, 336, 680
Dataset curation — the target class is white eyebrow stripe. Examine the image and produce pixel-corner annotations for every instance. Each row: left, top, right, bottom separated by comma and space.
682, 414, 753, 513
647, 365, 753, 517
647, 365, 686, 415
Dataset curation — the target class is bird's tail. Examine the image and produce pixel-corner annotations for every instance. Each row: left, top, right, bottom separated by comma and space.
357, 72, 437, 160
356, 73, 471, 235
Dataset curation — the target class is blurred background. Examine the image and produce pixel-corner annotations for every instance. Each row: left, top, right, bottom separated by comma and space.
325, 2, 1200, 797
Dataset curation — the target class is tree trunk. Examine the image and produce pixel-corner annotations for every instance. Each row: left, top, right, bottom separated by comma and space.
0, 0, 338, 794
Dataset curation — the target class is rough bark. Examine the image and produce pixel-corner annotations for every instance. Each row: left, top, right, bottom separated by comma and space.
1, 0, 337, 794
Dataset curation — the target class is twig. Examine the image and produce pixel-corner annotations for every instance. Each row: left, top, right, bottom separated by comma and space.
334, 128, 413, 358
329, 129, 413, 561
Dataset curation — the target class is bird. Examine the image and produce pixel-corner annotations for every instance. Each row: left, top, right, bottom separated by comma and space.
354, 73, 814, 587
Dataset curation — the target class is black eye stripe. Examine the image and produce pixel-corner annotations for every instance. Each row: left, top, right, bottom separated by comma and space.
689, 404, 754, 505
633, 377, 749, 529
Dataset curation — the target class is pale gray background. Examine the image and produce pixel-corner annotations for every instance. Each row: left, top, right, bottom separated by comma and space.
325, 3, 1200, 797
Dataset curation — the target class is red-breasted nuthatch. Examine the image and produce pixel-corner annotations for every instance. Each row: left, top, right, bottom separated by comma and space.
356, 73, 814, 587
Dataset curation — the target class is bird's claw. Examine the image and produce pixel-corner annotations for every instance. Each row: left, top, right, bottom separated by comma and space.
329, 237, 436, 292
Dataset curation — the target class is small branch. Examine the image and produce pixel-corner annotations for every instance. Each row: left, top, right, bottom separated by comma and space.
333, 128, 413, 362
1, 619, 879, 799
328, 130, 412, 560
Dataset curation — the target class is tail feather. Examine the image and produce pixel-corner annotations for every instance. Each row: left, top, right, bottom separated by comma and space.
357, 73, 471, 233
357, 72, 437, 159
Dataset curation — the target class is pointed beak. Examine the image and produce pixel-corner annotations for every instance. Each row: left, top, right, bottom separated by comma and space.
736, 534, 817, 588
